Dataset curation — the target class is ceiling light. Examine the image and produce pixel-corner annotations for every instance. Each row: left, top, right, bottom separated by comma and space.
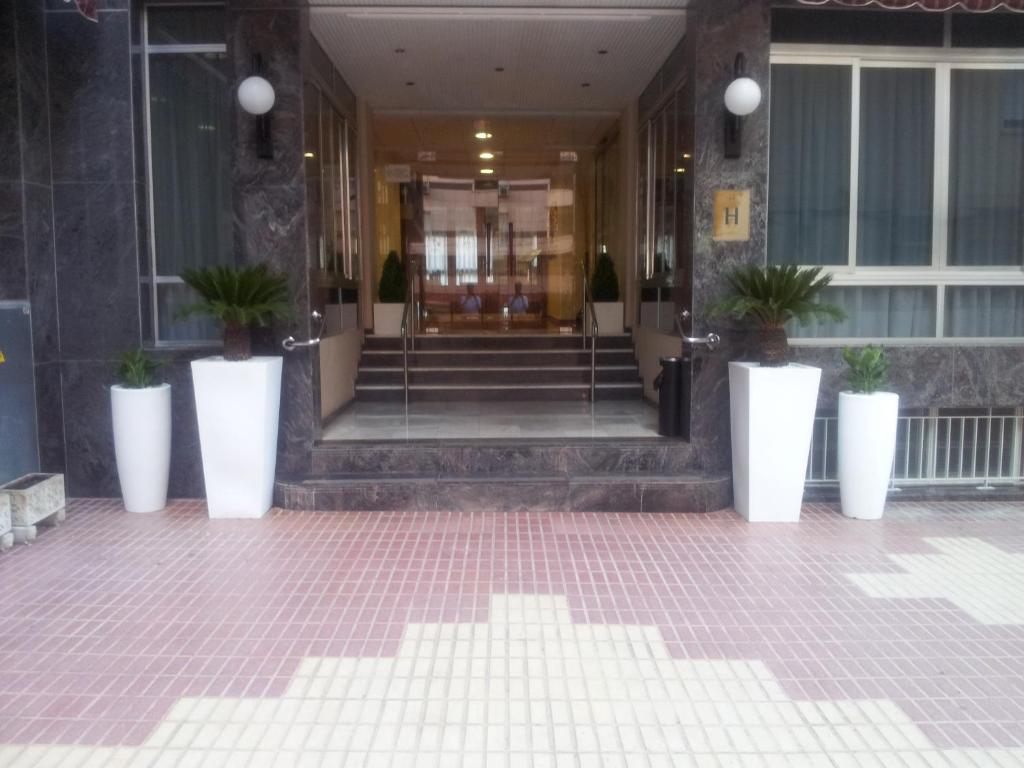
405, 81, 415, 86
674, 167, 685, 174
475, 131, 492, 140
304, 152, 315, 158
394, 47, 405, 53
479, 168, 494, 175
682, 153, 692, 159
581, 83, 591, 88
494, 67, 504, 72
598, 49, 608, 55
479, 151, 495, 160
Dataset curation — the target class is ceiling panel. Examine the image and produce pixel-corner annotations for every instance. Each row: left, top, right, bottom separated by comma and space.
310, 6, 687, 112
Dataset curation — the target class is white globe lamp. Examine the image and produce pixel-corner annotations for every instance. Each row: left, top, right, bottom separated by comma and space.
238, 75, 275, 116
724, 77, 762, 117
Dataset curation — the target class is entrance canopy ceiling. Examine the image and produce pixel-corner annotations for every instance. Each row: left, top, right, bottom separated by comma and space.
796, 0, 1024, 10
309, 2, 688, 112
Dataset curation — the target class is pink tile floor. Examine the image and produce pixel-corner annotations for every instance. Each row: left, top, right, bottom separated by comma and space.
1, 498, 1024, 766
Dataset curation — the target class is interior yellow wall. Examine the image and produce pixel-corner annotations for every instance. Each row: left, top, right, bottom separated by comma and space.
319, 328, 364, 419
373, 168, 403, 297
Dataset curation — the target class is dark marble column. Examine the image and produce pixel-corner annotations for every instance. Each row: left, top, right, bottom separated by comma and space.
45, 2, 143, 495
685, 0, 772, 473
228, 2, 318, 477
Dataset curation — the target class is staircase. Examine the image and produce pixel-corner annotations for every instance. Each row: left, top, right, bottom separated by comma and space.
354, 332, 643, 402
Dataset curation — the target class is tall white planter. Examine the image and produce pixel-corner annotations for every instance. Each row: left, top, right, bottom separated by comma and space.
587, 302, 624, 336
373, 303, 405, 337
191, 356, 282, 519
838, 391, 899, 520
111, 384, 171, 513
729, 362, 821, 522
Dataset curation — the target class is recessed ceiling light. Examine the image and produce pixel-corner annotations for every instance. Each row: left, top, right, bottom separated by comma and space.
581, 83, 591, 88
675, 167, 686, 174
598, 49, 608, 55
394, 48, 405, 53
475, 131, 493, 140
682, 153, 692, 159
494, 67, 505, 72
405, 81, 415, 86
479, 151, 495, 160
479, 168, 494, 175
303, 152, 315, 158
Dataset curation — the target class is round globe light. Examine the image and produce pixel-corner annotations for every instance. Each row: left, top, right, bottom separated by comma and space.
724, 76, 762, 117
237, 75, 275, 116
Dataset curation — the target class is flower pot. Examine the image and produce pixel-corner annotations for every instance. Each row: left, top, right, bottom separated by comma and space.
191, 356, 282, 519
111, 383, 171, 513
373, 303, 405, 337
729, 362, 821, 522
587, 302, 624, 336
838, 391, 899, 520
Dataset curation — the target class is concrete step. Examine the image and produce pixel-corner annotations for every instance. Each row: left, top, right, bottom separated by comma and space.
310, 438, 695, 477
275, 472, 731, 513
364, 333, 634, 352
357, 367, 641, 387
360, 349, 638, 367
354, 382, 643, 402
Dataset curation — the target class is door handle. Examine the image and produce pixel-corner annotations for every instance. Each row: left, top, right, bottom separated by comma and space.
282, 310, 324, 351
674, 311, 720, 351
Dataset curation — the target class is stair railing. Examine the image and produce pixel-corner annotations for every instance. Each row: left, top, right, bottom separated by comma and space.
580, 260, 599, 402
399, 262, 417, 409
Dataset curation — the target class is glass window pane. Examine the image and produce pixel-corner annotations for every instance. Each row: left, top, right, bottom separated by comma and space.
147, 7, 225, 46
149, 52, 233, 277
790, 286, 936, 338
347, 124, 361, 281
857, 68, 934, 266
946, 286, 1024, 337
768, 65, 852, 265
637, 123, 649, 279
157, 283, 219, 342
948, 70, 1024, 267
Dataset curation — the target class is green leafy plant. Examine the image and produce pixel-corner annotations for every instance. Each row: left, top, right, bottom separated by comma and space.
378, 250, 407, 303
117, 349, 162, 389
842, 345, 890, 394
709, 264, 845, 367
179, 264, 291, 361
591, 252, 620, 303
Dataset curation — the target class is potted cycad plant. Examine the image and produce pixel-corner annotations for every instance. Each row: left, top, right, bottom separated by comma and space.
589, 252, 623, 335
180, 264, 291, 519
838, 346, 898, 520
373, 250, 407, 336
711, 264, 844, 522
111, 349, 170, 513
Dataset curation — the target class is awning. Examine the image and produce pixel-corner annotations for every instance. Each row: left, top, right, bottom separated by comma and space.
797, 0, 1024, 11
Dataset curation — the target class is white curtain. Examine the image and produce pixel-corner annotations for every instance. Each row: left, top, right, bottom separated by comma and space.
791, 286, 935, 338
946, 287, 1024, 337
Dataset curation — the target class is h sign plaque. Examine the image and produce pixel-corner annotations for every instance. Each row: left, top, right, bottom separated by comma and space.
713, 189, 750, 242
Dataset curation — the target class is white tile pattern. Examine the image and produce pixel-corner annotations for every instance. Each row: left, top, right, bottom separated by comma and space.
4, 594, 1023, 767
847, 537, 1024, 625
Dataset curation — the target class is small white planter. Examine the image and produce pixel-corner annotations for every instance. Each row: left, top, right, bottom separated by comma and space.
588, 302, 624, 336
111, 383, 171, 513
373, 303, 405, 337
191, 356, 282, 519
729, 362, 821, 522
838, 391, 899, 520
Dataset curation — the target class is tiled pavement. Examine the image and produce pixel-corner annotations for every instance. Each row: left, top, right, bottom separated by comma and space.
1, 499, 1024, 766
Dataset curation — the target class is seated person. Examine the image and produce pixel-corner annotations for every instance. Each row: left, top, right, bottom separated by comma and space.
507, 282, 529, 315
459, 283, 482, 315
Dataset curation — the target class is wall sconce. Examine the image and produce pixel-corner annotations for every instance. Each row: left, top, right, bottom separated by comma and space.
723, 53, 762, 159
238, 54, 276, 159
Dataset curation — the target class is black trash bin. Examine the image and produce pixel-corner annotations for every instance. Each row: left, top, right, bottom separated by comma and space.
654, 356, 684, 437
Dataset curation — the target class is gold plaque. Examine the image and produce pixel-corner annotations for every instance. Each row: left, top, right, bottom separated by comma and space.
713, 189, 750, 242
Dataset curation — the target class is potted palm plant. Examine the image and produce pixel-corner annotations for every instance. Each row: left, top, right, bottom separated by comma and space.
373, 250, 407, 336
711, 264, 844, 522
180, 264, 291, 519
838, 346, 898, 520
589, 252, 623, 335
111, 349, 170, 513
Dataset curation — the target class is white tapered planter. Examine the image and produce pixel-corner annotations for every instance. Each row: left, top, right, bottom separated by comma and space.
838, 391, 899, 520
373, 303, 405, 337
111, 384, 171, 513
729, 362, 821, 522
191, 356, 282, 519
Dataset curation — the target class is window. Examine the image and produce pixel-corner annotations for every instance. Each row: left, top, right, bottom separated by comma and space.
770, 45, 1024, 341
142, 5, 232, 343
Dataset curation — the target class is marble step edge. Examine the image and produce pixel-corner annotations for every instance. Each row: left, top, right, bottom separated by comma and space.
274, 473, 732, 513
354, 382, 643, 390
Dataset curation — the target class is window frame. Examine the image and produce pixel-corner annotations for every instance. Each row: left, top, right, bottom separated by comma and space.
141, 2, 230, 347
771, 43, 1024, 346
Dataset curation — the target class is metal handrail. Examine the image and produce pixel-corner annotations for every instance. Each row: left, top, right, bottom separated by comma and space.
580, 261, 599, 402
399, 266, 416, 409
